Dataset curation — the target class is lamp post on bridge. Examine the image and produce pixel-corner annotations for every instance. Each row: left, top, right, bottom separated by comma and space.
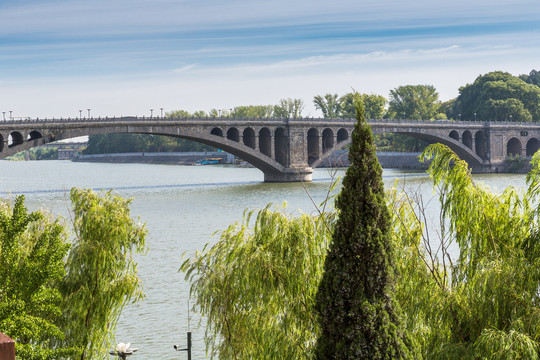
79, 110, 82, 120
9, 111, 12, 120
160, 108, 163, 118
2, 112, 5, 121
150, 109, 153, 118
87, 108, 91, 119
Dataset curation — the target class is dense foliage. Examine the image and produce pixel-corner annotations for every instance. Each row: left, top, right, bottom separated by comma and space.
390, 143, 540, 358
315, 102, 417, 359
59, 188, 147, 360
452, 71, 540, 122
0, 196, 76, 359
387, 84, 446, 120
273, 98, 305, 119
7, 147, 59, 161
519, 69, 540, 88
313, 93, 342, 118
0, 190, 147, 360
313, 92, 386, 119
181, 204, 334, 359
83, 133, 215, 154
182, 139, 540, 359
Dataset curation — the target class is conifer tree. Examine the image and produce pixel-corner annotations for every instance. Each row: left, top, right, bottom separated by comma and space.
314, 100, 418, 359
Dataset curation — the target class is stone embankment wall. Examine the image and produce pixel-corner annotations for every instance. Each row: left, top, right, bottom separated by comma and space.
74, 151, 426, 170
74, 152, 236, 165
320, 150, 425, 170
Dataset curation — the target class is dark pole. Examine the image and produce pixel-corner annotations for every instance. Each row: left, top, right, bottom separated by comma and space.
187, 332, 192, 360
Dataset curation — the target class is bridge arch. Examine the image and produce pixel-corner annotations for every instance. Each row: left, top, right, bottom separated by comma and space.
313, 126, 486, 169
274, 127, 288, 166
337, 128, 348, 143
9, 132, 24, 148
307, 128, 319, 166
0, 134, 3, 151
475, 130, 488, 160
462, 131, 472, 149
527, 138, 540, 157
211, 127, 223, 137
227, 127, 240, 142
322, 128, 334, 153
28, 130, 43, 141
243, 128, 256, 149
507, 137, 522, 156
259, 128, 272, 157
449, 130, 459, 141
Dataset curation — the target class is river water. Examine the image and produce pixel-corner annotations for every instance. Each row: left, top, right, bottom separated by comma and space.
0, 160, 529, 359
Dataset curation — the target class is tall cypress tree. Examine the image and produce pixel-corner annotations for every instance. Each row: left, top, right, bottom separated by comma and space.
315, 101, 418, 359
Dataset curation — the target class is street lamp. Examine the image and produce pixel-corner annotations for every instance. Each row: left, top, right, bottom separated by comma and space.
474, 113, 477, 121
150, 109, 153, 118
2, 112, 5, 121
160, 108, 164, 118
173, 333, 192, 360
87, 109, 91, 118
458, 113, 461, 121
79, 110, 82, 120
9, 111, 12, 120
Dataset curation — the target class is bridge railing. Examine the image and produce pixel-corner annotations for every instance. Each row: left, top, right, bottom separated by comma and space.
0, 116, 534, 126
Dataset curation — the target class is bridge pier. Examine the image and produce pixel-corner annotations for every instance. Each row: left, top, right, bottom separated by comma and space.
264, 168, 313, 182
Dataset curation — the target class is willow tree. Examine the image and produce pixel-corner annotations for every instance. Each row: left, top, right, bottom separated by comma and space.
387, 143, 540, 358
182, 204, 334, 359
315, 102, 418, 359
59, 188, 147, 360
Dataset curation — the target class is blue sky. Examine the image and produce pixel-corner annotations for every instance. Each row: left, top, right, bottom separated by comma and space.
1, 0, 540, 118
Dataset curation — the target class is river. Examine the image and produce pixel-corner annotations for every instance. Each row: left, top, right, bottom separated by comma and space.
0, 160, 529, 359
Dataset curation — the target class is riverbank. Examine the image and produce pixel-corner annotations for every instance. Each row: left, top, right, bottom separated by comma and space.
73, 151, 236, 165
74, 151, 428, 170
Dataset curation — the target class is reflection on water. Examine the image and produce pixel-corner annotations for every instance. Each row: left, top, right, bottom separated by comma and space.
0, 160, 527, 359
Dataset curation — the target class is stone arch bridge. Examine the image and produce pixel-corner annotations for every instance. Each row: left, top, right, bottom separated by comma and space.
0, 117, 537, 182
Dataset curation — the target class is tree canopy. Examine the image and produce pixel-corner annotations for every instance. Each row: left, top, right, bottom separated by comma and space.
181, 204, 334, 359
0, 190, 147, 360
83, 133, 216, 154
452, 71, 540, 122
389, 143, 540, 358
274, 98, 305, 119
58, 188, 147, 360
387, 84, 445, 120
0, 196, 76, 359
182, 139, 540, 359
339, 93, 387, 119
519, 69, 540, 87
313, 93, 342, 118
